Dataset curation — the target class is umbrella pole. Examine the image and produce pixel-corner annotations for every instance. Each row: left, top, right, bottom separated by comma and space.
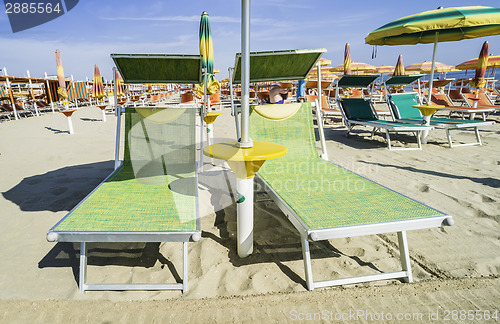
239, 0, 252, 148
112, 67, 121, 170
427, 32, 439, 104
229, 67, 241, 140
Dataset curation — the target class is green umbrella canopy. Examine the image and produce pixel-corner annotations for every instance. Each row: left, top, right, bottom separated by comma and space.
365, 6, 500, 45
365, 6, 500, 103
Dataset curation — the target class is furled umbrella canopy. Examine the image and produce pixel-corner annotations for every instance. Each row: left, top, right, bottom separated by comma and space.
470, 41, 489, 89
365, 6, 500, 103
92, 65, 105, 99
393, 55, 405, 75
55, 50, 68, 100
115, 70, 124, 97
343, 43, 351, 75
196, 11, 220, 96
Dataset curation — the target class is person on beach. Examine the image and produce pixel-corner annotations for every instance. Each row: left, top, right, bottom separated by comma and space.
269, 84, 288, 104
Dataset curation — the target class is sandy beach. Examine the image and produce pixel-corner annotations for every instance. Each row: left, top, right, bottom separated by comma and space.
0, 103, 499, 323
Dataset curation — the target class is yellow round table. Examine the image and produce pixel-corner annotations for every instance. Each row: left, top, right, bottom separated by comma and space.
204, 141, 287, 257
413, 105, 444, 144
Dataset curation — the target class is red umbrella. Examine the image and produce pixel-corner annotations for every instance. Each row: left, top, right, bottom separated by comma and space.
55, 50, 68, 100
469, 41, 489, 89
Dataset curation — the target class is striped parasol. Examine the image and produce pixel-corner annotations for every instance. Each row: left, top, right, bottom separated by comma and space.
92, 65, 105, 99
55, 50, 68, 100
365, 6, 500, 103
197, 11, 220, 96
469, 41, 489, 89
456, 54, 500, 70
393, 55, 405, 75
376, 65, 395, 73
330, 62, 377, 73
343, 43, 351, 75
405, 61, 456, 73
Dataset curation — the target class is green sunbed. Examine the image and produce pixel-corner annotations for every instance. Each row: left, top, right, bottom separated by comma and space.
47, 55, 203, 293
250, 101, 453, 290
388, 93, 494, 147
338, 97, 433, 150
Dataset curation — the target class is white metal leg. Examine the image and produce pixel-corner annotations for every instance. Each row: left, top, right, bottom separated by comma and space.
236, 177, 254, 258
79, 242, 87, 293
421, 115, 431, 144
67, 116, 74, 134
397, 231, 413, 283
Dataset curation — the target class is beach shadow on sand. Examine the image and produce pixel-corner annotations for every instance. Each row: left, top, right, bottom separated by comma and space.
203, 201, 384, 289
2, 161, 114, 212
38, 242, 182, 286
360, 161, 500, 188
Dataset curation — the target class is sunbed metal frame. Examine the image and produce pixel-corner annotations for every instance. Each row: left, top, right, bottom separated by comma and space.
253, 101, 453, 290
388, 92, 494, 148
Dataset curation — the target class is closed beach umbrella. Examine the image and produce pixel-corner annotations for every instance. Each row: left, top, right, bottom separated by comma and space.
115, 70, 124, 97
394, 55, 405, 76
343, 43, 351, 75
55, 50, 68, 100
198, 11, 220, 96
365, 6, 500, 103
470, 41, 489, 89
92, 65, 105, 99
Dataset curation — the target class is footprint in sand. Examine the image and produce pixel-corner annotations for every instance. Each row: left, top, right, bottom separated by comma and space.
419, 184, 430, 193
51, 187, 68, 195
481, 195, 495, 203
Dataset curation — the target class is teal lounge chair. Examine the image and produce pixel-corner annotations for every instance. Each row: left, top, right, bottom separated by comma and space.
388, 93, 494, 147
47, 55, 203, 292
250, 101, 453, 290
337, 97, 433, 150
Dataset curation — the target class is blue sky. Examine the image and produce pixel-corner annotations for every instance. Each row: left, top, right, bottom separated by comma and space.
1, 0, 499, 81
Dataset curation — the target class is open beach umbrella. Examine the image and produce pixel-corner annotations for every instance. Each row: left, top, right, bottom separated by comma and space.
197, 11, 220, 97
92, 65, 105, 99
405, 61, 455, 73
330, 62, 377, 74
365, 6, 500, 103
469, 41, 489, 89
55, 50, 68, 100
343, 43, 351, 75
376, 65, 395, 73
456, 54, 500, 70
394, 55, 405, 76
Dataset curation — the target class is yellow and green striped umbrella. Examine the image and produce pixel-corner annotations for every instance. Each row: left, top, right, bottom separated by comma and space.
55, 50, 68, 100
365, 6, 500, 102
405, 61, 455, 73
470, 41, 489, 89
92, 64, 105, 99
394, 55, 405, 76
196, 11, 220, 96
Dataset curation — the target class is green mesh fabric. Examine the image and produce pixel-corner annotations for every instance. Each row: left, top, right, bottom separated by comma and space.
389, 93, 424, 119
339, 98, 378, 121
250, 102, 444, 230
53, 107, 197, 232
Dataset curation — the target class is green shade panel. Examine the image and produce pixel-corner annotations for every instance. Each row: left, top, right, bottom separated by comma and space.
337, 75, 378, 88
384, 74, 424, 86
232, 48, 326, 84
111, 54, 203, 84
